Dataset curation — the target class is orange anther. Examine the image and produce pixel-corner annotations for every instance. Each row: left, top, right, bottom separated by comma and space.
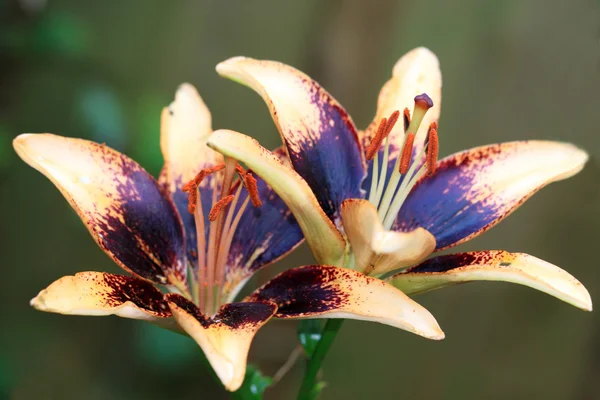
186, 190, 198, 214
182, 163, 226, 214
365, 117, 387, 161
244, 172, 262, 207
426, 129, 439, 176
365, 110, 401, 161
399, 133, 415, 174
208, 195, 235, 221
235, 163, 245, 177
384, 110, 400, 136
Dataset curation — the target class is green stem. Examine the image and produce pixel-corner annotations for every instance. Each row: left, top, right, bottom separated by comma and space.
297, 319, 344, 400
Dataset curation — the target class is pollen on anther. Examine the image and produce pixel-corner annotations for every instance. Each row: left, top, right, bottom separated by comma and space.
244, 172, 262, 207
426, 129, 439, 176
365, 117, 387, 161
384, 110, 400, 136
399, 133, 415, 174
403, 108, 411, 132
209, 195, 235, 221
186, 190, 198, 214
183, 163, 227, 215
235, 164, 245, 178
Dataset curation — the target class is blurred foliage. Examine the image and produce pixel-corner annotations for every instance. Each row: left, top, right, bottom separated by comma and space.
31, 11, 87, 56
232, 366, 273, 400
2, 0, 600, 399
297, 320, 324, 357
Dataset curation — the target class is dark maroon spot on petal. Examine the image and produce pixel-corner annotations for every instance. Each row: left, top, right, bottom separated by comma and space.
215, 302, 277, 329
103, 274, 171, 317
248, 265, 351, 317
165, 294, 275, 329
165, 293, 205, 322
407, 251, 508, 273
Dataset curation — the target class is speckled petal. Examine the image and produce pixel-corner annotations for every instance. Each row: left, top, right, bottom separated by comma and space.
13, 134, 186, 286
341, 199, 435, 275
208, 129, 346, 267
166, 294, 277, 391
363, 47, 442, 160
247, 265, 444, 340
30, 272, 176, 329
395, 141, 588, 250
217, 57, 366, 226
389, 251, 592, 311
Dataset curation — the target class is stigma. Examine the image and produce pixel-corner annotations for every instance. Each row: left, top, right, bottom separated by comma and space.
366, 93, 439, 230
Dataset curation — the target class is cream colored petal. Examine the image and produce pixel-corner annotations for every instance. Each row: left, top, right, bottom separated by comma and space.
341, 199, 435, 275
365, 47, 442, 157
248, 265, 444, 340
207, 129, 346, 267
159, 83, 223, 192
166, 294, 276, 391
30, 272, 178, 330
216, 56, 365, 227
396, 141, 589, 250
13, 134, 187, 286
389, 251, 592, 311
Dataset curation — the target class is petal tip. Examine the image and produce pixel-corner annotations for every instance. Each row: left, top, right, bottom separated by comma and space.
29, 293, 44, 310
408, 308, 445, 341
216, 360, 238, 392
13, 133, 36, 158
216, 57, 252, 79
394, 47, 440, 76
574, 286, 593, 312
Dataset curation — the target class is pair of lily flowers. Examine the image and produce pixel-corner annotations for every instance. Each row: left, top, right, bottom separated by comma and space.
15, 48, 591, 392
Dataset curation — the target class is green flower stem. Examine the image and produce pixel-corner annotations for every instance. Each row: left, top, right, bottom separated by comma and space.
297, 319, 344, 400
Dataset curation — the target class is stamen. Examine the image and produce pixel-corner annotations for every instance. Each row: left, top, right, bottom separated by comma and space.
426, 128, 439, 176
376, 95, 434, 221
182, 163, 226, 213
399, 133, 415, 174
384, 110, 400, 136
209, 195, 235, 222
185, 189, 198, 214
235, 164, 246, 179
403, 108, 411, 132
365, 117, 387, 161
244, 172, 262, 207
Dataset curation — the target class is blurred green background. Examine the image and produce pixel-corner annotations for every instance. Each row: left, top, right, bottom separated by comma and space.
2, 0, 600, 399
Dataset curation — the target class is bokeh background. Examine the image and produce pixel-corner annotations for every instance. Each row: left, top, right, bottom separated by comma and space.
2, 0, 600, 399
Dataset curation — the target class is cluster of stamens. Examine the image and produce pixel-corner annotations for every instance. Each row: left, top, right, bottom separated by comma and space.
181, 159, 262, 314
366, 93, 439, 230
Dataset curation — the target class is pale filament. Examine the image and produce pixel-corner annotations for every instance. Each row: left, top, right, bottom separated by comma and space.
367, 94, 437, 232
188, 158, 259, 316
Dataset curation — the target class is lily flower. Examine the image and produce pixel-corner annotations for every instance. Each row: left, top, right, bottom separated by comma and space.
13, 84, 311, 391
206, 48, 592, 336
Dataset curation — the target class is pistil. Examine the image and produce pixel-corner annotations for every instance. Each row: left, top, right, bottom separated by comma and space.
364, 93, 439, 231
